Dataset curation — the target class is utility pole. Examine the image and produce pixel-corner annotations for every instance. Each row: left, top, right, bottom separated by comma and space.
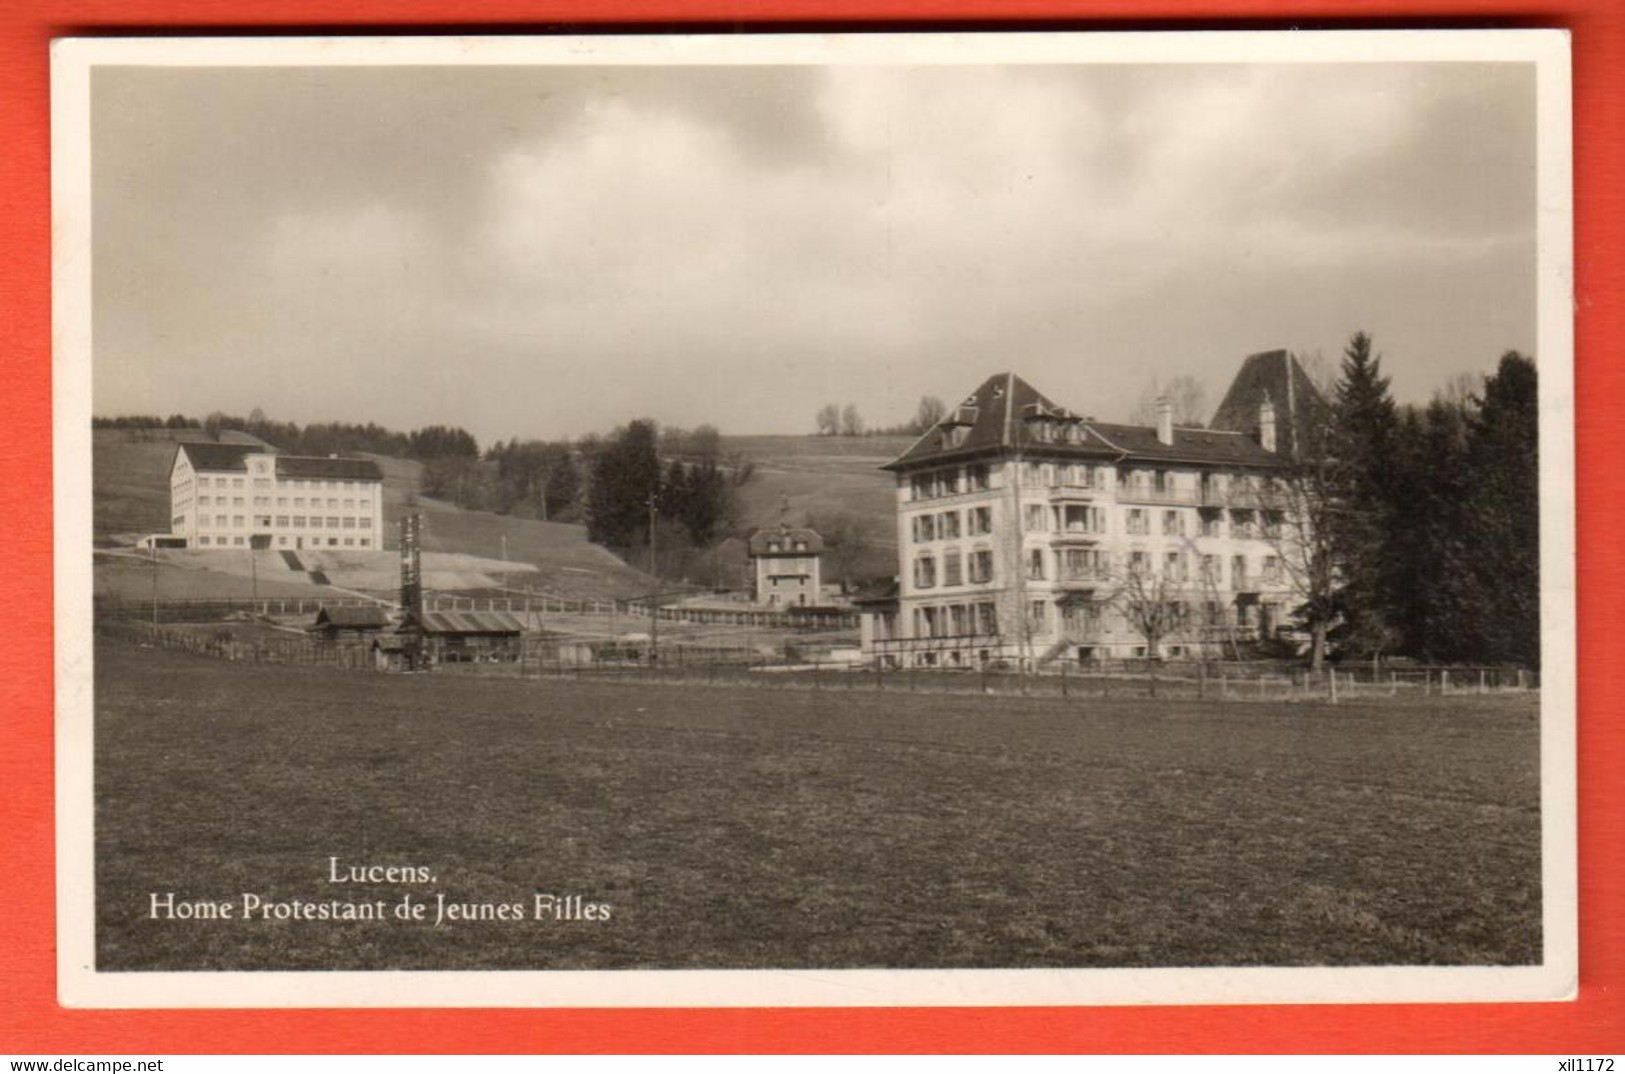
648, 492, 659, 665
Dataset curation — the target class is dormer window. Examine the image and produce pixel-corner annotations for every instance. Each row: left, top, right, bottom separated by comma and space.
767, 540, 781, 552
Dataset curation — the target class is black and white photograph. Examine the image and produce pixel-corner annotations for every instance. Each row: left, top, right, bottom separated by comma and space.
52, 31, 1576, 1008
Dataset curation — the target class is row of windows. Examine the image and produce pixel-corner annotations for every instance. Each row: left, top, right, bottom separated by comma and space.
912, 548, 1284, 589
913, 601, 1001, 639
911, 504, 1283, 542
197, 495, 372, 510
901, 595, 1280, 644
761, 557, 816, 575
907, 464, 993, 501
1123, 508, 1282, 539
197, 474, 375, 491
196, 535, 372, 548
909, 507, 993, 543
200, 515, 376, 530
912, 548, 997, 589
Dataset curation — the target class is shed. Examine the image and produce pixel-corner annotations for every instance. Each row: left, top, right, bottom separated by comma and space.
308, 605, 392, 640
397, 609, 525, 664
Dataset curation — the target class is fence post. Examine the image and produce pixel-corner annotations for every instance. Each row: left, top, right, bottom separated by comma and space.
1442, 669, 1450, 695
1479, 669, 1487, 694
1329, 667, 1338, 705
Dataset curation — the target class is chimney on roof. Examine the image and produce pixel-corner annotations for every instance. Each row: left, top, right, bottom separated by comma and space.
1259, 396, 1277, 453
1155, 396, 1174, 446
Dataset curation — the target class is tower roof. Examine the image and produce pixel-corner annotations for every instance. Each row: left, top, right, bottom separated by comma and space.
1208, 349, 1332, 460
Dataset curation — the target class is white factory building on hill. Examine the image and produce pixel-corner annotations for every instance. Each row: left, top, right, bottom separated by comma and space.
163, 442, 385, 551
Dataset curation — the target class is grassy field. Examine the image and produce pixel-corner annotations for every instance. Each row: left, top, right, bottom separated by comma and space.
95, 638, 1541, 972
92, 431, 657, 600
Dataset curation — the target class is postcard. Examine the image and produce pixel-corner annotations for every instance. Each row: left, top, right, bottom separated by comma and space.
52, 29, 1575, 1007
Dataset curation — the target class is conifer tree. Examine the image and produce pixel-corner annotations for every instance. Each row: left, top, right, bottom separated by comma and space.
1464, 352, 1540, 667
1328, 331, 1402, 657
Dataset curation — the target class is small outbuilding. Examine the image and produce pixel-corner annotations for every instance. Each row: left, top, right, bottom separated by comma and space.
396, 609, 525, 664
308, 605, 392, 641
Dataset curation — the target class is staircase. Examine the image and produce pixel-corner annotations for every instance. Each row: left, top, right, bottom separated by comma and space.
1037, 637, 1074, 667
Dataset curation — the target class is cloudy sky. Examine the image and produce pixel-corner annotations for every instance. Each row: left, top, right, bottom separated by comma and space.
92, 59, 1536, 442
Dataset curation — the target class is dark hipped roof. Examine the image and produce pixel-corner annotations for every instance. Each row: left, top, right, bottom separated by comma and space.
276, 456, 384, 481
1084, 422, 1279, 466
309, 605, 391, 630
401, 610, 526, 635
174, 442, 383, 481
175, 442, 258, 472
883, 371, 1285, 472
748, 526, 824, 555
1208, 349, 1332, 460
850, 577, 900, 608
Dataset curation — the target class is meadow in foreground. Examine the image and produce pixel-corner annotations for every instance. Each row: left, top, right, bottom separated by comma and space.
94, 638, 1541, 971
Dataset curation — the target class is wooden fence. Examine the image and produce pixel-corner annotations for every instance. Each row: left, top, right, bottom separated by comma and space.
95, 592, 859, 631
96, 618, 1537, 703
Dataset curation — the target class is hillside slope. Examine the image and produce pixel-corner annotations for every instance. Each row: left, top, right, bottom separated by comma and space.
92, 431, 658, 601
725, 434, 909, 581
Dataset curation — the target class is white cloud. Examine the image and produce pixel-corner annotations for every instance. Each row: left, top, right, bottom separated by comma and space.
92, 62, 1538, 440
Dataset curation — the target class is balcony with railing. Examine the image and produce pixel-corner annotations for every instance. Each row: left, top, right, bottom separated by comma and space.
1198, 482, 1274, 509
1115, 484, 1199, 506
1053, 568, 1110, 591
1047, 481, 1100, 501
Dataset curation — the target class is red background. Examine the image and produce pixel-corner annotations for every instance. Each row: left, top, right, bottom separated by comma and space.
2, 0, 1619, 1054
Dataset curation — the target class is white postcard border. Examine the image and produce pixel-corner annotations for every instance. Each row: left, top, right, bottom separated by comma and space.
52, 28, 1577, 1009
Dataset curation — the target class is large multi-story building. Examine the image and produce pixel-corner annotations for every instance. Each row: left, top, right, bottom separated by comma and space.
166, 442, 386, 551
858, 350, 1326, 668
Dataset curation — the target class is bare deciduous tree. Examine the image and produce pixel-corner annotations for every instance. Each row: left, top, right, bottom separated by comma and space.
1259, 464, 1339, 670
912, 395, 948, 434
1129, 374, 1208, 427
1109, 556, 1190, 661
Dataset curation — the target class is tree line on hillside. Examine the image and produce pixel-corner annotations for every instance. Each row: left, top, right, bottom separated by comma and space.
92, 414, 202, 430
1273, 333, 1540, 669
584, 419, 758, 587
